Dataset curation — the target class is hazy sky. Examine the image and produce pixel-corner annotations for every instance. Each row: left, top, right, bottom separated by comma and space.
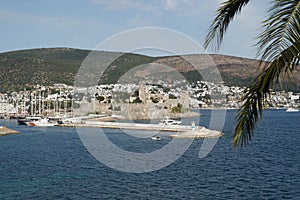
0, 0, 268, 58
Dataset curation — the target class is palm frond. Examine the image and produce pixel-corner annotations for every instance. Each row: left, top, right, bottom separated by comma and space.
204, 0, 300, 147
234, 44, 300, 147
204, 0, 250, 51
257, 0, 300, 63
233, 0, 300, 147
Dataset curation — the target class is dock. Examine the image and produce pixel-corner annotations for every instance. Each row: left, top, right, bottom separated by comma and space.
0, 126, 20, 136
59, 121, 223, 138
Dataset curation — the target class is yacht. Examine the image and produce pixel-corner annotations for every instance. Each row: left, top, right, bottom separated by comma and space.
26, 118, 58, 127
286, 108, 299, 112
151, 136, 161, 141
159, 117, 182, 125
18, 116, 42, 125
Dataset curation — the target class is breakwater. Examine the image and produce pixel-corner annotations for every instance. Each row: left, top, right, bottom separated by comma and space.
59, 121, 223, 138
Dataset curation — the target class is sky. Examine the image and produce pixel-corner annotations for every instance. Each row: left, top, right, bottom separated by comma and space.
0, 0, 269, 58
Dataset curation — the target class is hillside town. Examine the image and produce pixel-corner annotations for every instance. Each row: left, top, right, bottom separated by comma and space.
0, 81, 299, 119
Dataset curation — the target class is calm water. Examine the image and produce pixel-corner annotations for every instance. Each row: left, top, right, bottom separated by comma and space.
0, 110, 299, 199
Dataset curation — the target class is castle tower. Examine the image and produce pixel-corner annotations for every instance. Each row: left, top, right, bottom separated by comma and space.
139, 85, 150, 104
180, 91, 189, 110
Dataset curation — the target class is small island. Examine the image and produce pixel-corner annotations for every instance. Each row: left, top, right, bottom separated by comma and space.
0, 126, 20, 136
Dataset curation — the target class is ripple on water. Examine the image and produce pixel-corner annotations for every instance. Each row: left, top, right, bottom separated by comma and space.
0, 110, 299, 199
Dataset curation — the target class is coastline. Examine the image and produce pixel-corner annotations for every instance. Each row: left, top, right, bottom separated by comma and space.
0, 126, 20, 136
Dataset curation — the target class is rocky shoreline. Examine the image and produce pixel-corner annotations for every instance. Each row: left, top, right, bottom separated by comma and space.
0, 126, 20, 136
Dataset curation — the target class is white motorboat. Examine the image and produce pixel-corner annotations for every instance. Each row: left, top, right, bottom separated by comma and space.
159, 117, 182, 125
18, 116, 42, 125
286, 108, 299, 112
151, 136, 161, 140
26, 118, 58, 127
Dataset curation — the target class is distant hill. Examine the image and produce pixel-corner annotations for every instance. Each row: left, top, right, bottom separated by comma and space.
0, 48, 157, 92
0, 47, 299, 93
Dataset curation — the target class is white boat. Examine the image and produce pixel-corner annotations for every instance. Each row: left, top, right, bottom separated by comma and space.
159, 117, 182, 125
18, 116, 42, 125
61, 117, 85, 124
286, 108, 299, 112
151, 136, 161, 140
26, 118, 58, 127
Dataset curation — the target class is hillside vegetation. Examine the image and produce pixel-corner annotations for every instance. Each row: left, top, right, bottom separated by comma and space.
0, 48, 298, 93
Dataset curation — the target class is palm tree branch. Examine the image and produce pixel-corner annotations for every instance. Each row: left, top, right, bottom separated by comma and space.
257, 0, 300, 63
233, 44, 299, 147
204, 0, 250, 51
204, 0, 300, 146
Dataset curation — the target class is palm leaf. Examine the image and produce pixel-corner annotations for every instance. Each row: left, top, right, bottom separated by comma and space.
204, 0, 250, 51
257, 0, 300, 63
204, 0, 300, 146
233, 0, 300, 147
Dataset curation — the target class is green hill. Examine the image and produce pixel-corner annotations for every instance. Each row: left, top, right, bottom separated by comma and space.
0, 47, 299, 93
0, 48, 87, 92
0, 48, 157, 92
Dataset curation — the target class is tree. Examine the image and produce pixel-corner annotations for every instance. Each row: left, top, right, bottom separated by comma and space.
204, 0, 300, 147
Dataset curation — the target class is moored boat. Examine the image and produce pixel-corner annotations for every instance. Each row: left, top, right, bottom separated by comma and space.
159, 117, 182, 125
26, 118, 58, 127
286, 108, 299, 112
18, 116, 42, 125
151, 136, 161, 140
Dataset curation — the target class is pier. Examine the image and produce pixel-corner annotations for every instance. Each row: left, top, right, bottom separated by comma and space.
59, 121, 223, 138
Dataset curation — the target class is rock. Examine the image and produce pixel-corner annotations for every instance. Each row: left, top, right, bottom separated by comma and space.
0, 126, 20, 136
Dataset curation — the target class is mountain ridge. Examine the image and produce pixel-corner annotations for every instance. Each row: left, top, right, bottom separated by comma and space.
0, 47, 298, 93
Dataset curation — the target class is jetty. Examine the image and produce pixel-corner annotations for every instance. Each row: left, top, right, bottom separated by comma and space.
0, 126, 20, 136
169, 127, 223, 138
59, 121, 223, 138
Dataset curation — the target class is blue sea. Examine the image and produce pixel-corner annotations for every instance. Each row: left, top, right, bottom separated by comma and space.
0, 109, 299, 199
